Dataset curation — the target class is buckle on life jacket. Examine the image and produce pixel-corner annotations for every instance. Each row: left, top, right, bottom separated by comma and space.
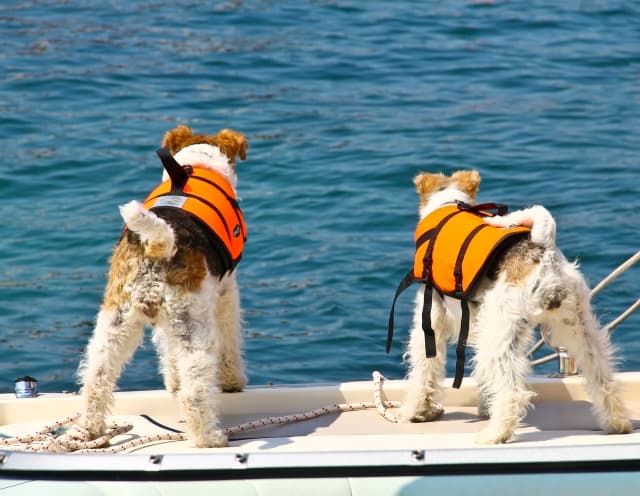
456, 200, 508, 217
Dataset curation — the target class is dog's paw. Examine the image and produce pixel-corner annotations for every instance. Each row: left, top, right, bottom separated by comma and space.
483, 214, 516, 229
604, 417, 633, 435
76, 416, 106, 440
475, 427, 512, 445
477, 404, 491, 420
222, 386, 244, 393
397, 403, 444, 423
220, 372, 247, 393
193, 430, 228, 448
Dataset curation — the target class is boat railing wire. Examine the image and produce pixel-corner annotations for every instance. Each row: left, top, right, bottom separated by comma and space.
529, 250, 640, 369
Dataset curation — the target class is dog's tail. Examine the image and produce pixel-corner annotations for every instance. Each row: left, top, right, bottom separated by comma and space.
484, 205, 556, 250
119, 200, 176, 260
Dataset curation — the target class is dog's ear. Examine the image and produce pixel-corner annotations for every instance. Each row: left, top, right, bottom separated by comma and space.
451, 170, 480, 199
214, 129, 248, 164
161, 126, 248, 165
414, 172, 448, 208
414, 172, 447, 196
162, 125, 194, 154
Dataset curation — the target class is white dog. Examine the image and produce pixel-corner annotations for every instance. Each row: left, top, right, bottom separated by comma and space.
77, 125, 248, 447
389, 170, 631, 444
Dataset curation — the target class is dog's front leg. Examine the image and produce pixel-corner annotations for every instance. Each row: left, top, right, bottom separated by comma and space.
173, 342, 228, 448
398, 288, 447, 423
77, 308, 144, 439
214, 277, 247, 393
169, 301, 228, 448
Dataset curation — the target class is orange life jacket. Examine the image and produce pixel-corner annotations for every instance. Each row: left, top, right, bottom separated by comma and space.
387, 201, 531, 388
142, 148, 246, 274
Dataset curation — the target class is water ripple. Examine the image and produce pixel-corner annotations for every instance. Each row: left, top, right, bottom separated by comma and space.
0, 0, 637, 392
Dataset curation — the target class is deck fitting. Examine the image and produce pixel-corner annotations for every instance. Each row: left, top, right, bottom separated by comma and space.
235, 453, 249, 465
411, 449, 425, 462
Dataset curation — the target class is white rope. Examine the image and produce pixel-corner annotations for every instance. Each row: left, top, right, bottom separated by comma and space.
0, 372, 401, 454
372, 370, 400, 422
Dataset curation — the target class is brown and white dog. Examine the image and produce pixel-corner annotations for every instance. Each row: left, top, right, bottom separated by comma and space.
77, 125, 248, 447
398, 170, 632, 444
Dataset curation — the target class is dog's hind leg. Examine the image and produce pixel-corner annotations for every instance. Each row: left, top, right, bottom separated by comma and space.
541, 263, 632, 435
472, 285, 535, 444
398, 288, 447, 423
77, 308, 145, 438
214, 277, 247, 392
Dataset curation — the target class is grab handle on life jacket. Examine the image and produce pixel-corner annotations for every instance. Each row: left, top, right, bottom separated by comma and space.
456, 201, 508, 217
386, 270, 438, 359
386, 270, 415, 354
156, 147, 191, 190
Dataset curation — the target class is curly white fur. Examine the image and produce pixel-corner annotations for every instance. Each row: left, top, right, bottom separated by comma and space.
77, 139, 246, 448
401, 173, 632, 444
77, 273, 245, 448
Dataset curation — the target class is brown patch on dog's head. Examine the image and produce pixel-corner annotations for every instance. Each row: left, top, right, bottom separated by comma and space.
162, 125, 248, 165
413, 170, 480, 208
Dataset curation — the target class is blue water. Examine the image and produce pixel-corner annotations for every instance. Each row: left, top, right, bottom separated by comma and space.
0, 1, 638, 393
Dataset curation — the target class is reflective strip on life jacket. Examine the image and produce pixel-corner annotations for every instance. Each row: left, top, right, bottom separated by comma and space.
143, 166, 246, 273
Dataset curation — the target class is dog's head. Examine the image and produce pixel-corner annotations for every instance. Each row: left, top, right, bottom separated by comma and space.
161, 125, 248, 187
413, 170, 480, 216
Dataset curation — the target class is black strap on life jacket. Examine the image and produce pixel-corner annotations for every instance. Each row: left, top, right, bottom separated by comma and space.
386, 201, 511, 389
386, 209, 459, 363
457, 201, 508, 216
418, 207, 462, 357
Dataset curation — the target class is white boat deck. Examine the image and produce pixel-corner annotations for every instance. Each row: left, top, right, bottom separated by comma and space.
1, 372, 638, 456
0, 372, 638, 495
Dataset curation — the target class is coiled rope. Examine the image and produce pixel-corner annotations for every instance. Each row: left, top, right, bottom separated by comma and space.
0, 371, 400, 454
